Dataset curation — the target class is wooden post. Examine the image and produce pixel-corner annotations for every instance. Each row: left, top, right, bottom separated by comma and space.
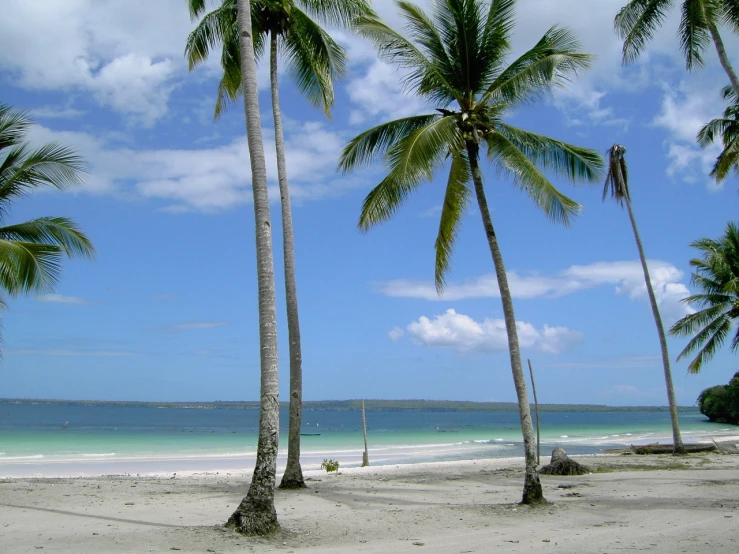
527, 359, 541, 461
361, 400, 369, 467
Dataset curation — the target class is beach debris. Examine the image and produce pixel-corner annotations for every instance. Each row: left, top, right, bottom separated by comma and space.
540, 448, 591, 476
630, 443, 717, 455
412, 542, 425, 546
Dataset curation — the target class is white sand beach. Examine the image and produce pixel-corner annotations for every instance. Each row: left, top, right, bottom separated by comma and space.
1, 452, 738, 553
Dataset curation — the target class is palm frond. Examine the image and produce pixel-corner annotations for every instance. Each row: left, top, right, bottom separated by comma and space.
603, 144, 630, 205
679, 0, 710, 70
298, 0, 376, 28
338, 114, 439, 172
481, 26, 592, 107
0, 239, 64, 297
435, 152, 471, 291
485, 131, 582, 226
0, 143, 87, 204
282, 7, 346, 115
480, 0, 516, 85
674, 309, 731, 373
0, 104, 31, 151
615, 0, 675, 65
497, 124, 603, 183
185, 2, 236, 70
721, 0, 739, 33
0, 217, 95, 260
354, 14, 459, 105
358, 116, 459, 231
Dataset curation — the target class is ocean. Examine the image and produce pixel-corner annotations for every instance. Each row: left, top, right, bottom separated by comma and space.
0, 402, 735, 478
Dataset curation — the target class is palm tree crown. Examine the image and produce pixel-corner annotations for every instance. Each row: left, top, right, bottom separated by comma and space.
670, 221, 739, 373
341, 0, 602, 289
186, 0, 371, 117
0, 104, 94, 315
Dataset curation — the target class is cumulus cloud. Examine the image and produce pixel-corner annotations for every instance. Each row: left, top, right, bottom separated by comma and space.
400, 309, 582, 354
375, 259, 693, 323
651, 80, 728, 189
0, 0, 194, 123
162, 321, 230, 332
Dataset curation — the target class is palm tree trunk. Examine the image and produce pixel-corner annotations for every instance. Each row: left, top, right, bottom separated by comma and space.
268, 31, 306, 491
707, 21, 739, 98
227, 0, 280, 535
466, 142, 545, 505
624, 197, 685, 454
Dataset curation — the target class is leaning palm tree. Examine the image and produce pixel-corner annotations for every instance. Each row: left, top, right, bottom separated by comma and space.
222, 0, 281, 535
186, 0, 373, 490
0, 104, 94, 341
698, 85, 739, 184
614, 0, 739, 97
339, 0, 603, 504
670, 221, 739, 373
603, 144, 685, 454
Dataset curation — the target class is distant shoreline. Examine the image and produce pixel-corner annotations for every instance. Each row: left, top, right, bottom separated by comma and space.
0, 397, 699, 412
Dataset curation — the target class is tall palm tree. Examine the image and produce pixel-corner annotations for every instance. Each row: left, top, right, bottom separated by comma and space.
339, 0, 602, 504
0, 103, 94, 338
603, 144, 685, 454
186, 0, 373, 490
614, 0, 739, 97
670, 221, 739, 372
698, 85, 739, 184
223, 0, 281, 535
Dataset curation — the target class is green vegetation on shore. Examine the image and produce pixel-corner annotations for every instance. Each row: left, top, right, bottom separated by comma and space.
0, 398, 699, 413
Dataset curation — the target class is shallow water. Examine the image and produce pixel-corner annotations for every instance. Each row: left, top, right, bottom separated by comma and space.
0, 403, 734, 477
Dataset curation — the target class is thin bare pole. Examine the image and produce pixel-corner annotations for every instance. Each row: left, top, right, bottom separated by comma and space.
527, 359, 541, 460
361, 400, 369, 467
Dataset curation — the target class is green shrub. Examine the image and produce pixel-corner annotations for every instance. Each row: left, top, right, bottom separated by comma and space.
698, 371, 739, 425
321, 459, 340, 473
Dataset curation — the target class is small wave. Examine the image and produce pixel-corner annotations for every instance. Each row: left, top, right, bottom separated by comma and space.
560, 435, 569, 438
1, 454, 44, 460
82, 453, 116, 458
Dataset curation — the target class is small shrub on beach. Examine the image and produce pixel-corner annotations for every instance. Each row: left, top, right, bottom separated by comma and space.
321, 459, 339, 473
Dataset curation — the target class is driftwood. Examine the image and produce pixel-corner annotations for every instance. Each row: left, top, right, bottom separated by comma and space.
539, 447, 591, 476
630, 443, 718, 455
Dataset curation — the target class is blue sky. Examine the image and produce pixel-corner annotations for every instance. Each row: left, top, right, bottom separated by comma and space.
0, 0, 736, 405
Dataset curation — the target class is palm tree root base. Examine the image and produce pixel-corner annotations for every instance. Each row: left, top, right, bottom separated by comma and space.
226, 501, 279, 536
278, 476, 307, 490
520, 474, 547, 505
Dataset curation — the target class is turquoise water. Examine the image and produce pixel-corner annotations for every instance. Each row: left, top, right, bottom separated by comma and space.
0, 403, 735, 477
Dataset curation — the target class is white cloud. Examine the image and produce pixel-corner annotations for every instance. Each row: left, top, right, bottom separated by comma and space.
375, 259, 692, 323
0, 0, 193, 123
402, 308, 582, 354
652, 80, 727, 189
389, 327, 405, 341
36, 294, 90, 305
26, 119, 355, 212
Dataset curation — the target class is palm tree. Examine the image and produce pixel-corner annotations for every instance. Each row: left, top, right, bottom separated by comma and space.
603, 144, 685, 454
670, 221, 739, 372
698, 85, 738, 184
0, 104, 94, 339
614, 0, 739, 97
339, 0, 603, 504
186, 0, 373, 490
223, 0, 281, 535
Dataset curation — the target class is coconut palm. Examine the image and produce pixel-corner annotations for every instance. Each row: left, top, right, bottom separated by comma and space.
221, 0, 281, 535
614, 0, 739, 97
0, 103, 94, 340
670, 221, 739, 373
698, 85, 739, 184
339, 0, 603, 504
603, 144, 685, 454
186, 0, 373, 490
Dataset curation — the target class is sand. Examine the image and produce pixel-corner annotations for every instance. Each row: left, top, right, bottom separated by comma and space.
1, 452, 738, 553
